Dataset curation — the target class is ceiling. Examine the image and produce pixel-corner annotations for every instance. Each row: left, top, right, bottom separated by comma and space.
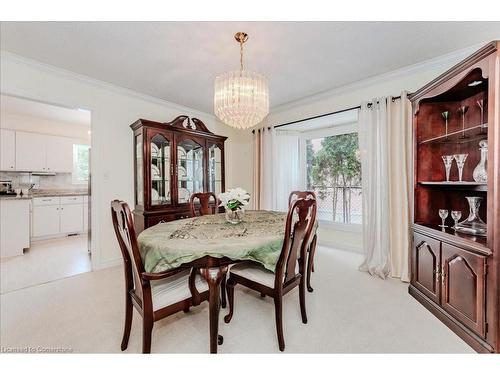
1, 22, 499, 114
1, 95, 91, 127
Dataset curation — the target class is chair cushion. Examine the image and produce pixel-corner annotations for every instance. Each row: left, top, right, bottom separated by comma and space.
230, 262, 276, 288
150, 269, 208, 311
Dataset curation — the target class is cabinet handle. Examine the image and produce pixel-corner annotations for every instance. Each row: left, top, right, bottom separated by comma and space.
441, 265, 446, 286
434, 265, 440, 284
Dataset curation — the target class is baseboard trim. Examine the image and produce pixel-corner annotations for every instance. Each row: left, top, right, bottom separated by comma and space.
408, 284, 494, 353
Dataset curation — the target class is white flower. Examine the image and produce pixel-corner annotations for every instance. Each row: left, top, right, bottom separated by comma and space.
218, 187, 250, 210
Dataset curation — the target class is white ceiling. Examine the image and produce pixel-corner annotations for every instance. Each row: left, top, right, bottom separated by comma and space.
1, 95, 91, 127
1, 22, 499, 114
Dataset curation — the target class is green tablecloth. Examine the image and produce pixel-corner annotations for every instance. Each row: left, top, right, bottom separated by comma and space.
138, 210, 305, 273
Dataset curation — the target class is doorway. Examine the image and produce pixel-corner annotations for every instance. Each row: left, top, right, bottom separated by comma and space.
0, 95, 92, 293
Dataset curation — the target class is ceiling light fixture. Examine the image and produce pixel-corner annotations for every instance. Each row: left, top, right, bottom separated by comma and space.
214, 32, 269, 129
468, 80, 483, 87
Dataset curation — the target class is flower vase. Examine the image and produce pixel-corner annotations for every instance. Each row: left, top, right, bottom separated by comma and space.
225, 207, 245, 224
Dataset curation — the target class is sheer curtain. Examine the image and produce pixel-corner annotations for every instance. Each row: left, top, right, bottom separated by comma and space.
253, 127, 301, 211
358, 92, 411, 282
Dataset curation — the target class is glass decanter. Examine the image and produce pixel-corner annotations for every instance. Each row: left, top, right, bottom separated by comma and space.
455, 196, 487, 236
472, 140, 488, 183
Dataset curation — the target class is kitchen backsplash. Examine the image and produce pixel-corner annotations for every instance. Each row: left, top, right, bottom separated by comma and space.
0, 172, 87, 191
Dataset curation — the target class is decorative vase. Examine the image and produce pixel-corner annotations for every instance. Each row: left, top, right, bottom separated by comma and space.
472, 140, 488, 183
455, 196, 487, 236
225, 207, 245, 224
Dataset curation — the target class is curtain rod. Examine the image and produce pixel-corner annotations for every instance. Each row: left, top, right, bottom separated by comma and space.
252, 94, 406, 133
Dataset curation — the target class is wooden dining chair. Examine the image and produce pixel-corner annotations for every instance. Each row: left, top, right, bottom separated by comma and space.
188, 192, 227, 308
224, 197, 317, 351
111, 200, 209, 353
189, 192, 219, 217
289, 191, 318, 293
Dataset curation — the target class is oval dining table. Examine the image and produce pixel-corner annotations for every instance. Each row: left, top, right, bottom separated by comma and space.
137, 210, 293, 353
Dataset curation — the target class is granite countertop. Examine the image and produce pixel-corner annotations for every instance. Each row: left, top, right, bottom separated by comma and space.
0, 189, 89, 200
0, 195, 32, 201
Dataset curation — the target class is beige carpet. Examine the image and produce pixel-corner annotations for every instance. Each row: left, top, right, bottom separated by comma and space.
0, 247, 474, 353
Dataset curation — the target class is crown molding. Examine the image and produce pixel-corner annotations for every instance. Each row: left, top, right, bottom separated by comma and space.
0, 50, 217, 121
270, 42, 487, 116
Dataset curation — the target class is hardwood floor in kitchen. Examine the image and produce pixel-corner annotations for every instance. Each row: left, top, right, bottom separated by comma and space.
0, 234, 91, 294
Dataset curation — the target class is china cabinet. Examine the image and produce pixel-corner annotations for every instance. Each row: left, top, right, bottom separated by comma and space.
409, 41, 499, 353
130, 115, 227, 232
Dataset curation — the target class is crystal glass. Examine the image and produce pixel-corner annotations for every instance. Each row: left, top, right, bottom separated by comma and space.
451, 210, 462, 229
441, 155, 454, 182
214, 70, 269, 129
477, 99, 487, 134
438, 209, 449, 228
441, 111, 450, 139
455, 197, 487, 236
453, 154, 468, 182
457, 105, 469, 138
472, 140, 488, 183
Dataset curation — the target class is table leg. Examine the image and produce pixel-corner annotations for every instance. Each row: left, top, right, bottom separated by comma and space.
200, 266, 228, 354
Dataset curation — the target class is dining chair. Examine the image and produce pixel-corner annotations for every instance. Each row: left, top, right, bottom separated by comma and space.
289, 191, 318, 293
188, 192, 227, 308
224, 197, 317, 351
189, 192, 219, 217
111, 200, 209, 353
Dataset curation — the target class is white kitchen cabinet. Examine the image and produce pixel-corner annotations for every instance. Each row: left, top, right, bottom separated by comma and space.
46, 136, 73, 173
32, 205, 60, 237
0, 129, 16, 171
83, 196, 89, 233
0, 199, 31, 258
16, 131, 47, 172
60, 203, 84, 233
32, 196, 85, 239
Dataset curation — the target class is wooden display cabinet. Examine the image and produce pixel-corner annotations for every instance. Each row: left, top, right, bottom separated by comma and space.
130, 115, 227, 233
409, 41, 499, 353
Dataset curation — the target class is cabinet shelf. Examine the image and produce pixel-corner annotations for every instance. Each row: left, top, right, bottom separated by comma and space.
418, 123, 487, 145
418, 181, 487, 191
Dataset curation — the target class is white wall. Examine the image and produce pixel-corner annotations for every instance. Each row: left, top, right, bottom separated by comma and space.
265, 44, 482, 252
0, 52, 253, 269
1, 112, 91, 141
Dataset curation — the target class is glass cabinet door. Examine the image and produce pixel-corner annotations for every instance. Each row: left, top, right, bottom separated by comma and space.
135, 133, 144, 206
208, 144, 223, 195
150, 134, 171, 206
177, 138, 204, 204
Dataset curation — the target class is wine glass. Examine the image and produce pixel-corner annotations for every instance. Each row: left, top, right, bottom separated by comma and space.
451, 210, 462, 229
441, 111, 450, 139
458, 105, 469, 138
454, 154, 468, 182
442, 155, 454, 182
439, 209, 449, 228
477, 100, 486, 134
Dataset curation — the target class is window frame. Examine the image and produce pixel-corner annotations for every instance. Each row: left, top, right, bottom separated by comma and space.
72, 143, 90, 185
299, 121, 362, 232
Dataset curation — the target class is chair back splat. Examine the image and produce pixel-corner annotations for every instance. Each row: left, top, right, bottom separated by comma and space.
276, 197, 317, 287
111, 200, 145, 300
189, 192, 219, 217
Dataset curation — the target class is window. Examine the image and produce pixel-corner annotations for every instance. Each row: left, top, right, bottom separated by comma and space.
72, 144, 90, 184
304, 130, 362, 225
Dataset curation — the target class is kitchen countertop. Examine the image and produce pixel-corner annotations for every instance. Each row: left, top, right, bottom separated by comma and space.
0, 190, 89, 200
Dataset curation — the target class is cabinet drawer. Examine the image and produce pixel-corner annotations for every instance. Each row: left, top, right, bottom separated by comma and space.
60, 196, 84, 205
33, 196, 60, 206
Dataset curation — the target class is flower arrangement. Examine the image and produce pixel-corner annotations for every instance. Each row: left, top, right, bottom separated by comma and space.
218, 188, 250, 224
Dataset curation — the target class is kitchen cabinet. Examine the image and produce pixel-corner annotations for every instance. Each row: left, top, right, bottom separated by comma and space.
0, 129, 16, 171
13, 131, 74, 172
46, 136, 74, 173
32, 204, 60, 237
32, 196, 85, 239
15, 131, 46, 172
83, 196, 89, 233
0, 199, 30, 258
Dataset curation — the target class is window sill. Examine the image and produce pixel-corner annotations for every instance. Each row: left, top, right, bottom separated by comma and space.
318, 220, 362, 233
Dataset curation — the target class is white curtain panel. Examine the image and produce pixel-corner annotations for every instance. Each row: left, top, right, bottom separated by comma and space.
253, 127, 301, 212
358, 93, 411, 282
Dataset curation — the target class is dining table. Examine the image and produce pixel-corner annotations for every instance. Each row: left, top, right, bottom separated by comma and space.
137, 210, 294, 353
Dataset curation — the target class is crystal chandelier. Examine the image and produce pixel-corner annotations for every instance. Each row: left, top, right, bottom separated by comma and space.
214, 32, 269, 129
